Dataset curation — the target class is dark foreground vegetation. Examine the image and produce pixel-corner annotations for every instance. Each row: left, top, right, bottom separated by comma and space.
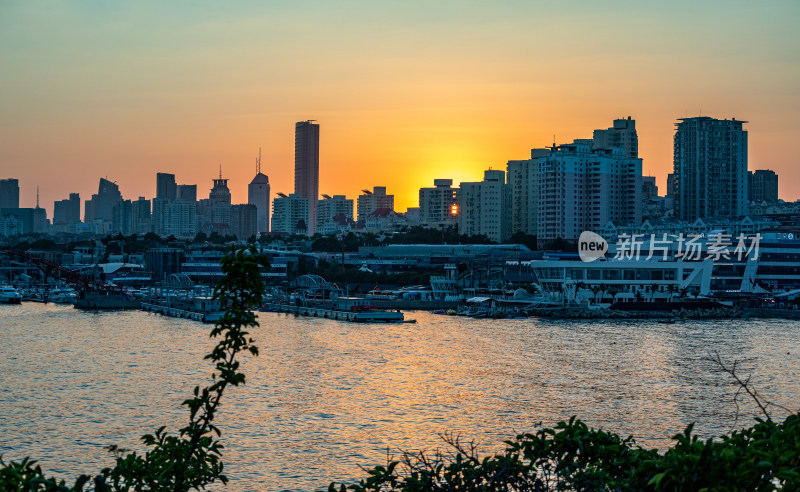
327, 414, 799, 491
1, 247, 797, 491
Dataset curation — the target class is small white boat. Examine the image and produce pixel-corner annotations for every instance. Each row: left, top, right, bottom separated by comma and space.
0, 286, 22, 304
47, 288, 78, 304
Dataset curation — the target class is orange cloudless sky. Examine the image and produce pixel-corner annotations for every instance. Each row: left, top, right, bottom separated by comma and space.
1, 1, 799, 217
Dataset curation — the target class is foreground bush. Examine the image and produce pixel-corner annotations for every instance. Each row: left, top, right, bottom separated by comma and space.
328, 414, 800, 491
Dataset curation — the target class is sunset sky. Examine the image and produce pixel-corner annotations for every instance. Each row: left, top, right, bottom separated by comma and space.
1, 1, 799, 216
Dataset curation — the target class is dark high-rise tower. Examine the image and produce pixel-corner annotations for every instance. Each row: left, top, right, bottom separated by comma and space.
674, 117, 748, 221
0, 178, 20, 210
294, 120, 319, 235
248, 149, 270, 234
54, 192, 80, 226
177, 184, 197, 202
748, 169, 778, 203
156, 173, 177, 201
95, 178, 123, 222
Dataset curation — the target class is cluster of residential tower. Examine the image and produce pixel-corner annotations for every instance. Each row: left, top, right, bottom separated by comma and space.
0, 116, 786, 243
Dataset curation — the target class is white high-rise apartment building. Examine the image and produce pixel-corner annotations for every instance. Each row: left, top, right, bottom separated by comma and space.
162, 200, 197, 238
534, 139, 641, 242
418, 179, 459, 229
357, 186, 394, 221
593, 116, 638, 159
674, 117, 748, 221
458, 170, 507, 242
318, 195, 353, 228
505, 158, 540, 237
504, 119, 643, 243
271, 193, 310, 235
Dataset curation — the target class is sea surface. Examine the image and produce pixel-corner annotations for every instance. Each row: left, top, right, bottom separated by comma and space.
1, 303, 799, 491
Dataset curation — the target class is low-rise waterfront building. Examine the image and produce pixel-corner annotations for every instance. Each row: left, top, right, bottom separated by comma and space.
525, 227, 800, 302
145, 247, 185, 283
526, 256, 713, 304
181, 248, 296, 284
355, 243, 535, 274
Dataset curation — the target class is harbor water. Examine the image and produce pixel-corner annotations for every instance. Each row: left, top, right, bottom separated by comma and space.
1, 303, 799, 491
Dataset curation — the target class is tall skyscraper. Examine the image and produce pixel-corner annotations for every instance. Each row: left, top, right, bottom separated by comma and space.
208, 173, 231, 205
196, 169, 232, 235
131, 197, 152, 234
154, 173, 197, 236
0, 179, 20, 210
156, 173, 177, 200
294, 120, 319, 235
748, 169, 778, 203
154, 173, 175, 234
54, 192, 80, 227
84, 178, 122, 223
112, 200, 133, 235
674, 117, 748, 220
248, 150, 270, 234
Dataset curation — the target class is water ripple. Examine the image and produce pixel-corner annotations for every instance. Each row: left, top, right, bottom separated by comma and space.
1, 304, 798, 491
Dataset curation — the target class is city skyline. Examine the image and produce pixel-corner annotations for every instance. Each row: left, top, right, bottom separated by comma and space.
1, 1, 799, 213
0, 115, 785, 223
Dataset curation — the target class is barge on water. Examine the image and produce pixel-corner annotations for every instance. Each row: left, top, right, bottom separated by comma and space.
75, 289, 140, 310
141, 296, 224, 323
264, 296, 406, 323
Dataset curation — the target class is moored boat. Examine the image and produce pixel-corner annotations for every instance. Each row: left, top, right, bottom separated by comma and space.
0, 285, 22, 304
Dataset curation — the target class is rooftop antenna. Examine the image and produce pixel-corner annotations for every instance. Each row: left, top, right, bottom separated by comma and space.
219, 164, 222, 179
36, 186, 39, 208
257, 147, 262, 174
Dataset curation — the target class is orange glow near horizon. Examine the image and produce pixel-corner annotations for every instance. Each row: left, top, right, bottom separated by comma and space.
1, 2, 799, 217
